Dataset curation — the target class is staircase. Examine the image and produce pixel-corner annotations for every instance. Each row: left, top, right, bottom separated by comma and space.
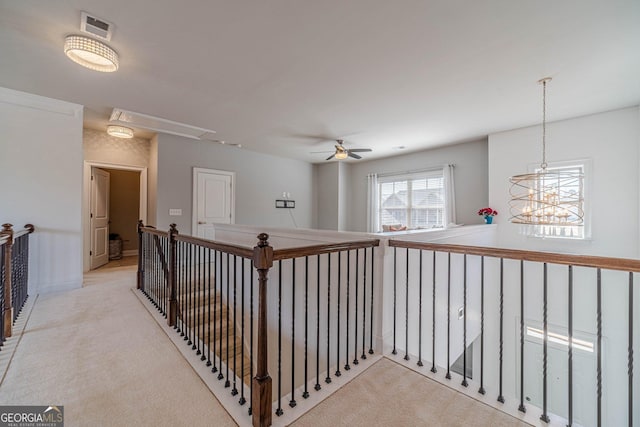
178, 288, 252, 386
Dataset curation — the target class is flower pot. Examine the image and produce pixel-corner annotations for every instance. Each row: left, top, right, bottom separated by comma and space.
484, 216, 493, 224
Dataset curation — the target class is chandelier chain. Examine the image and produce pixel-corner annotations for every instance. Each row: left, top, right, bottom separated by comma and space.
541, 79, 547, 170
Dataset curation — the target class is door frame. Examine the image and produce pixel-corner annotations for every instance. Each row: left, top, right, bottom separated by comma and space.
192, 167, 235, 236
83, 161, 148, 273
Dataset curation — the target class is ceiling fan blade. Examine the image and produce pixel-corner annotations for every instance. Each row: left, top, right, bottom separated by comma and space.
348, 148, 372, 153
310, 151, 335, 154
326, 153, 336, 161
348, 152, 362, 159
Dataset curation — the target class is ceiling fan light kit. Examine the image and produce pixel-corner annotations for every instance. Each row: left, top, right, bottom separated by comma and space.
323, 139, 372, 161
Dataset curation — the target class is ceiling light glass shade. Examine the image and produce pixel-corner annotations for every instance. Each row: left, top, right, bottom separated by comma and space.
335, 150, 348, 160
64, 35, 119, 72
107, 125, 134, 138
509, 170, 584, 225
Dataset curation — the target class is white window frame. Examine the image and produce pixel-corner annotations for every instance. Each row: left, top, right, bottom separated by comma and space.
377, 169, 447, 231
527, 159, 591, 240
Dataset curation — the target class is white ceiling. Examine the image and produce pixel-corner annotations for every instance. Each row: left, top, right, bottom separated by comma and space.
1, 0, 638, 163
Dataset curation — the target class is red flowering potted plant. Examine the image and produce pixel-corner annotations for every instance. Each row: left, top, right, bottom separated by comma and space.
478, 207, 498, 224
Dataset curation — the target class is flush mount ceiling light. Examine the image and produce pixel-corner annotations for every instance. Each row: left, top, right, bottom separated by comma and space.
64, 35, 119, 72
107, 125, 134, 139
509, 78, 584, 226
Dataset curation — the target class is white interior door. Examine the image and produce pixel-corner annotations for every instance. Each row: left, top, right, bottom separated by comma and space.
90, 167, 110, 269
193, 168, 235, 239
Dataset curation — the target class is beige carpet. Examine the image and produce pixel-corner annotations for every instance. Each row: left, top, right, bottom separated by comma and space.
0, 265, 237, 427
291, 358, 530, 427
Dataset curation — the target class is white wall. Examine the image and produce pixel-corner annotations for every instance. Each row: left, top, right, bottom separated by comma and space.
0, 87, 83, 293
489, 106, 639, 258
347, 139, 489, 232
155, 134, 314, 232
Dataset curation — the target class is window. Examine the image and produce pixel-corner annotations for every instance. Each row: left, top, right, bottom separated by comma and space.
378, 171, 446, 231
529, 161, 589, 239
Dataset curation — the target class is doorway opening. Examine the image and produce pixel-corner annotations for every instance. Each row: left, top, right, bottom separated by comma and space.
82, 161, 147, 272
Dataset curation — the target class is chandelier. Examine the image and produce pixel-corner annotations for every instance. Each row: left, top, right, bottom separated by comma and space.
509, 78, 584, 226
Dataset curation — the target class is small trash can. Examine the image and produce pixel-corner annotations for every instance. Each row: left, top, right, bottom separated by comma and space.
109, 233, 123, 260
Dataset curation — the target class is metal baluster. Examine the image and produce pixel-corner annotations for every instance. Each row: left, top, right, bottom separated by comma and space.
240, 258, 246, 405
596, 268, 602, 427
461, 254, 468, 387
207, 249, 212, 367
195, 245, 200, 353
232, 255, 238, 396
201, 247, 206, 359
345, 251, 351, 371
290, 258, 297, 407
354, 249, 360, 365
405, 248, 410, 361
326, 253, 332, 384
392, 247, 397, 355
303, 256, 310, 398
225, 253, 230, 387
518, 260, 525, 411
336, 252, 342, 377
315, 254, 321, 391
249, 266, 254, 415
212, 250, 219, 373
540, 263, 550, 423
498, 258, 505, 403
417, 250, 423, 367
179, 242, 184, 336
478, 256, 485, 395
628, 272, 634, 427
361, 247, 367, 360
431, 251, 437, 374
446, 252, 451, 380
568, 265, 573, 426
369, 247, 374, 355
276, 260, 283, 416
187, 243, 192, 345
218, 251, 224, 379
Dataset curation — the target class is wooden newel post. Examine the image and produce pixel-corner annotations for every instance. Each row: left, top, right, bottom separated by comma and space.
2, 224, 14, 338
137, 220, 144, 290
167, 223, 178, 327
252, 233, 273, 427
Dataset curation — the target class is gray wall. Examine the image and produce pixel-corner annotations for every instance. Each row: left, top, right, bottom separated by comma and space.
156, 134, 314, 232
314, 162, 340, 230
347, 139, 488, 231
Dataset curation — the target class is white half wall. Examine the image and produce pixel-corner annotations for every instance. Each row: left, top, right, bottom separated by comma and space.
0, 87, 83, 293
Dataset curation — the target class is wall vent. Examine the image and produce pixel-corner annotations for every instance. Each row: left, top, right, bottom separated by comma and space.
109, 108, 218, 141
80, 12, 113, 41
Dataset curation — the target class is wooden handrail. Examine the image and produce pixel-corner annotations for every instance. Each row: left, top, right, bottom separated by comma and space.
175, 234, 254, 259
389, 240, 640, 272
273, 239, 380, 260
140, 226, 169, 238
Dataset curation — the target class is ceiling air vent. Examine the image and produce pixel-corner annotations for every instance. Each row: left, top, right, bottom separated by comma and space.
80, 12, 113, 41
109, 108, 218, 141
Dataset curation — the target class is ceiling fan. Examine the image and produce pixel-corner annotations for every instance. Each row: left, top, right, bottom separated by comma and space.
314, 139, 372, 161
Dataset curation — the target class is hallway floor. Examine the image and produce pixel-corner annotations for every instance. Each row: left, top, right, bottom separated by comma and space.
0, 265, 529, 426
